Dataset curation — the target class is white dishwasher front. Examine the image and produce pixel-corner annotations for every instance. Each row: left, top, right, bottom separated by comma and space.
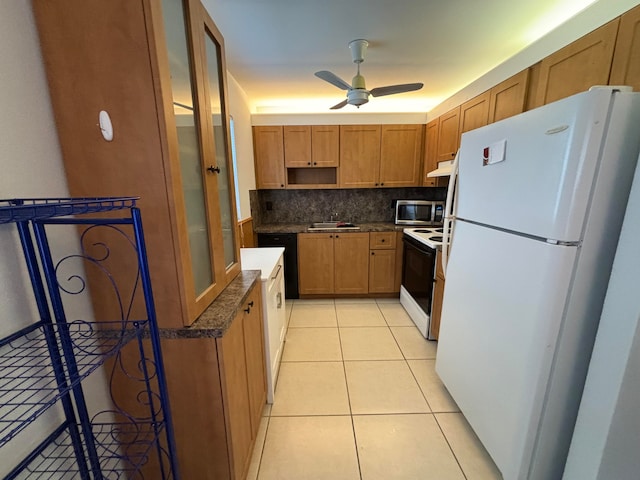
241, 247, 286, 403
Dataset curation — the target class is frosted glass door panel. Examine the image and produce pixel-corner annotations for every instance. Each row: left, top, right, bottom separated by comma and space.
162, 0, 214, 296
204, 30, 237, 270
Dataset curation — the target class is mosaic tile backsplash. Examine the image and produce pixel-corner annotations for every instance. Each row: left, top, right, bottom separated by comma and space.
250, 187, 447, 225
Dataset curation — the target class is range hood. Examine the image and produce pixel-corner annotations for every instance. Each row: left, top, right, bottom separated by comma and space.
427, 160, 453, 177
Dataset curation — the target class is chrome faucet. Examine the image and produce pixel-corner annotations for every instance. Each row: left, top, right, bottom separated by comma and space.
329, 212, 339, 222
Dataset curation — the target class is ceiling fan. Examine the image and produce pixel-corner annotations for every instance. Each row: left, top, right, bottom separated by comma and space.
315, 39, 423, 110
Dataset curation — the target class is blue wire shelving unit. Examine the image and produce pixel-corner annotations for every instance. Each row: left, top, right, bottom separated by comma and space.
0, 197, 179, 479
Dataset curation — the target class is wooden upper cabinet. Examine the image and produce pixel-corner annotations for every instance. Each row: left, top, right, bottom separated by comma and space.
460, 91, 490, 134
610, 4, 640, 91
339, 125, 381, 188
422, 118, 439, 186
311, 125, 340, 167
489, 69, 530, 123
283, 126, 311, 167
33, 0, 241, 327
533, 19, 620, 107
253, 126, 285, 189
436, 106, 461, 162
379, 124, 424, 187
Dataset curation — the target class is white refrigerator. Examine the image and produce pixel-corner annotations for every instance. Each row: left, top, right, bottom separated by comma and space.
435, 87, 640, 480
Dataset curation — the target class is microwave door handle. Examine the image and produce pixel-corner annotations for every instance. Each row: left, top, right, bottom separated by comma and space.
442, 149, 460, 278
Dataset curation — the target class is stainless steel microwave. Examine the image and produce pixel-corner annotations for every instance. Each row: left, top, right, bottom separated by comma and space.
395, 200, 444, 226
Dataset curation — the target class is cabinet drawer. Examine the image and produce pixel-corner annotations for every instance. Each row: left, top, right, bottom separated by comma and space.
369, 232, 396, 249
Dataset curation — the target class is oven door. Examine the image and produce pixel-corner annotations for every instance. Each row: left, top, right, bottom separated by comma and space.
402, 234, 436, 315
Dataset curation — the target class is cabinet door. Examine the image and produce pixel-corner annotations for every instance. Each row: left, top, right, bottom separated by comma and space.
218, 313, 253, 480
312, 125, 340, 167
379, 124, 424, 187
489, 69, 530, 123
198, 5, 241, 287
436, 107, 461, 162
610, 4, 640, 91
253, 126, 285, 189
334, 233, 369, 294
394, 231, 404, 293
284, 126, 312, 167
460, 92, 490, 134
422, 119, 440, 186
533, 19, 619, 107
298, 233, 334, 294
339, 125, 381, 188
242, 290, 267, 436
369, 249, 396, 293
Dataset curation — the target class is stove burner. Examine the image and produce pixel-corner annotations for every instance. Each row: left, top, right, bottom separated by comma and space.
429, 236, 443, 242
434, 228, 444, 233
413, 229, 432, 233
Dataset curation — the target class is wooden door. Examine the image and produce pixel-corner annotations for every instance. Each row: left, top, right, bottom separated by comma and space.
436, 107, 461, 162
489, 69, 530, 123
298, 233, 335, 294
422, 119, 440, 186
460, 92, 490, 134
311, 125, 340, 167
393, 232, 404, 293
253, 126, 285, 189
242, 289, 266, 437
368, 249, 396, 293
339, 125, 381, 188
379, 124, 424, 187
334, 233, 370, 294
284, 125, 312, 167
533, 19, 620, 107
610, 4, 640, 91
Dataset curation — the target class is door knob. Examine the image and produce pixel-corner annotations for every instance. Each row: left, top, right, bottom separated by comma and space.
206, 165, 221, 174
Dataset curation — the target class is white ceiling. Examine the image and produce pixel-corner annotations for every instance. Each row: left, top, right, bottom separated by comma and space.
201, 0, 599, 114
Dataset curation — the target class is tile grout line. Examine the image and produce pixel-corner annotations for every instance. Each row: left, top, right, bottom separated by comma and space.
432, 412, 470, 480
336, 300, 365, 480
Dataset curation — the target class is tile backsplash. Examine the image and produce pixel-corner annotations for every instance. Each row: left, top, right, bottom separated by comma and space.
250, 187, 446, 225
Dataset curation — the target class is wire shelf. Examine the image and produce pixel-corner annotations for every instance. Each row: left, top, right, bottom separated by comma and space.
0, 197, 139, 224
8, 420, 171, 479
0, 320, 145, 448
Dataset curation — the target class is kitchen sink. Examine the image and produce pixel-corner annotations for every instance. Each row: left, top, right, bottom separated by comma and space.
308, 222, 360, 231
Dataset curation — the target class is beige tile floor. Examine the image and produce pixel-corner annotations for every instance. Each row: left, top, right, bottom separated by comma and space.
247, 298, 503, 480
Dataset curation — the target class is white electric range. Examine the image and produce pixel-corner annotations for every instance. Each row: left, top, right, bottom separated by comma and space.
400, 226, 448, 339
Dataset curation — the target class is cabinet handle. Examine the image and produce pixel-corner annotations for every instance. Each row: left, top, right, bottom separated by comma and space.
277, 292, 282, 308
374, 183, 379, 186
244, 300, 254, 314
381, 182, 384, 186
280, 184, 285, 188
335, 235, 339, 238
371, 252, 375, 255
206, 165, 221, 174
313, 162, 317, 165
307, 162, 311, 165
381, 239, 385, 242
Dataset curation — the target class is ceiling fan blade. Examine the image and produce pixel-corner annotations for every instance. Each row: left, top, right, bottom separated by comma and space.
330, 99, 349, 110
315, 70, 352, 90
370, 82, 424, 97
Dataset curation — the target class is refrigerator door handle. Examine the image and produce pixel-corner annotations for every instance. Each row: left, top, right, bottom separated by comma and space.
442, 149, 460, 278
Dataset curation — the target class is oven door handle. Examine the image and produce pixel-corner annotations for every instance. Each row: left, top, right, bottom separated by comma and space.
403, 236, 437, 257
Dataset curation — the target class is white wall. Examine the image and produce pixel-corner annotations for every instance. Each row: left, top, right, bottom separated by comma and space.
428, 0, 640, 119
0, 2, 112, 474
226, 72, 255, 220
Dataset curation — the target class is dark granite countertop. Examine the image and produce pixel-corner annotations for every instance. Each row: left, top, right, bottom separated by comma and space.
159, 270, 260, 339
254, 222, 405, 234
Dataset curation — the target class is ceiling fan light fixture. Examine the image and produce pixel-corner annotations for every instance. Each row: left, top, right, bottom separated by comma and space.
347, 89, 369, 107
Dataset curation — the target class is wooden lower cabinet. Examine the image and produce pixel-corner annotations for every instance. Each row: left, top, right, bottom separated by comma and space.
430, 272, 445, 340
163, 286, 266, 480
298, 232, 369, 295
369, 249, 396, 293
